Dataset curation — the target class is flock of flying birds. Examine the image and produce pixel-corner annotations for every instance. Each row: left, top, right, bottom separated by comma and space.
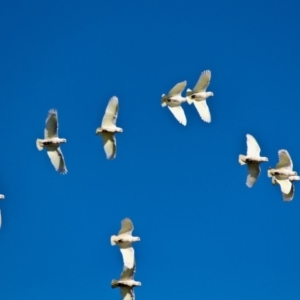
0, 69, 298, 298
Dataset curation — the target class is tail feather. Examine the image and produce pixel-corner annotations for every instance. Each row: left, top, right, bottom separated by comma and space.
238, 154, 246, 165
36, 139, 44, 151
267, 168, 273, 178
110, 235, 117, 246
111, 279, 119, 288
161, 94, 168, 107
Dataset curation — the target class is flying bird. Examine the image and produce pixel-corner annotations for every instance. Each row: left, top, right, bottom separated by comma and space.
0, 194, 4, 229
96, 96, 123, 160
111, 262, 142, 300
161, 80, 187, 126
186, 70, 214, 123
36, 109, 67, 174
111, 218, 140, 269
268, 150, 298, 194
239, 134, 268, 187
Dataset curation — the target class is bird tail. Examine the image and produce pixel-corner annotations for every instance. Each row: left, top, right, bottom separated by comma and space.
267, 168, 273, 178
36, 139, 44, 151
238, 155, 246, 165
111, 279, 119, 288
161, 94, 167, 107
186, 89, 193, 104
110, 235, 117, 246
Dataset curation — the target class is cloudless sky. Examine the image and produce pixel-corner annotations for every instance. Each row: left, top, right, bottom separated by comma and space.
1, 0, 300, 299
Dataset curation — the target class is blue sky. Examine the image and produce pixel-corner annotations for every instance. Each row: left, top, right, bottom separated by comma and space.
0, 0, 300, 299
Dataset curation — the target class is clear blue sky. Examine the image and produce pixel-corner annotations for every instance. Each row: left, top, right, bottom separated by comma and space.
0, 0, 300, 299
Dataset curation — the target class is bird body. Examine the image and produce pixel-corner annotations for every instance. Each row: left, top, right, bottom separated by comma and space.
161, 80, 187, 126
269, 150, 298, 199
96, 96, 123, 159
111, 218, 140, 270
186, 70, 213, 123
239, 134, 268, 187
111, 261, 141, 300
36, 109, 67, 174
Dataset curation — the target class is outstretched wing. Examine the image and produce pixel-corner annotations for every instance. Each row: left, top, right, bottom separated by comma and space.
167, 81, 187, 97
282, 182, 294, 202
276, 150, 293, 170
120, 286, 135, 300
118, 218, 134, 235
246, 162, 260, 187
120, 247, 135, 270
276, 178, 292, 194
120, 259, 136, 279
47, 147, 67, 174
246, 134, 261, 156
44, 109, 58, 138
192, 70, 211, 92
101, 96, 119, 127
193, 100, 211, 123
167, 106, 187, 126
101, 132, 116, 160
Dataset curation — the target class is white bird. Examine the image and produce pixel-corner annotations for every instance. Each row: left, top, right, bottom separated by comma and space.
271, 174, 300, 201
0, 194, 4, 229
36, 109, 67, 174
186, 70, 214, 123
111, 262, 142, 300
111, 218, 140, 269
239, 134, 268, 187
161, 80, 187, 126
96, 96, 123, 160
268, 150, 298, 194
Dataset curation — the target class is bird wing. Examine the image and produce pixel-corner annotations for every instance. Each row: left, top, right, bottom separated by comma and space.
246, 162, 260, 187
276, 149, 293, 170
44, 109, 58, 138
192, 70, 211, 92
46, 147, 67, 174
276, 178, 292, 194
193, 100, 211, 123
246, 134, 261, 156
167, 81, 187, 97
101, 132, 116, 160
282, 182, 294, 202
120, 246, 135, 270
167, 106, 187, 126
120, 286, 135, 300
118, 218, 134, 235
120, 261, 136, 280
101, 96, 119, 127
